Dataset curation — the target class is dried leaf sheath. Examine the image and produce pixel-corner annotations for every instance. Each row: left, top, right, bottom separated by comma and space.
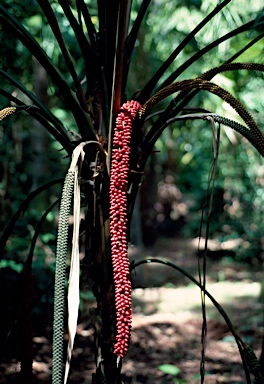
109, 100, 141, 357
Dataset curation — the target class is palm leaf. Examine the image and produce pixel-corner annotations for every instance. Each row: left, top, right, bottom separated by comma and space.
0, 6, 96, 140
138, 0, 232, 103
97, 0, 120, 105
76, 0, 97, 48
140, 79, 264, 160
110, 0, 132, 117
37, 0, 88, 112
0, 89, 73, 153
123, 0, 152, 87
0, 5, 67, 88
25, 199, 60, 271
158, 16, 264, 90
57, 0, 99, 95
0, 69, 65, 131
172, 33, 264, 117
107, 1, 132, 168
137, 28, 264, 156
173, 62, 264, 109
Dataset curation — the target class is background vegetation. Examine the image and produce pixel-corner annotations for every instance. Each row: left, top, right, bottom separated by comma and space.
0, 0, 263, 383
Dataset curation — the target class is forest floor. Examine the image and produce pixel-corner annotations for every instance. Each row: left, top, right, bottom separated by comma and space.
1, 237, 263, 384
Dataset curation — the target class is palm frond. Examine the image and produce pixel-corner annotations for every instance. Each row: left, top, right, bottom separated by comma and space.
97, 0, 119, 104
0, 6, 96, 140
0, 88, 73, 152
123, 0, 152, 87
0, 69, 65, 130
76, 0, 97, 48
171, 33, 264, 117
158, 16, 264, 90
0, 178, 64, 260
57, 0, 100, 96
138, 0, 232, 103
37, 0, 88, 112
25, 199, 60, 271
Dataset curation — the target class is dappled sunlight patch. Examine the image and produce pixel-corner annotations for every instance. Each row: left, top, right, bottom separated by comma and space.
124, 317, 254, 383
32, 360, 51, 373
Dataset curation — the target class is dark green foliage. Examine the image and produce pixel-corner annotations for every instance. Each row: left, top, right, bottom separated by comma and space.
0, 1, 264, 383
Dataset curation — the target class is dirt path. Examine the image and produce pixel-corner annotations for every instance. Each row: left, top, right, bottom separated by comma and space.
1, 238, 263, 383
125, 238, 263, 383
129, 282, 262, 383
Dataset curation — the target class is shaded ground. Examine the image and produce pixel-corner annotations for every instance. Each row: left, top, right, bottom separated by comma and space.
1, 238, 263, 383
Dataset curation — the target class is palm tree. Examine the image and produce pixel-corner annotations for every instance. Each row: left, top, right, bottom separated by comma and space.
0, 1, 264, 383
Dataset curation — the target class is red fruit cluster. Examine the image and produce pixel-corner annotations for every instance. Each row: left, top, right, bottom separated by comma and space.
109, 100, 141, 357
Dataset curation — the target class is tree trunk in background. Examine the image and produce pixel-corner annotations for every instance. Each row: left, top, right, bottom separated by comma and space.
140, 152, 158, 246
129, 193, 145, 287
30, 57, 51, 192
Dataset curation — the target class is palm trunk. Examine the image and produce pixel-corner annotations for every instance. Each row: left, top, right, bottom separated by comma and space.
83, 169, 121, 383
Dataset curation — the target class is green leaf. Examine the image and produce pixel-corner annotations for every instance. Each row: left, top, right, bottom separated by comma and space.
0, 259, 23, 273
40, 233, 56, 243
158, 364, 181, 376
